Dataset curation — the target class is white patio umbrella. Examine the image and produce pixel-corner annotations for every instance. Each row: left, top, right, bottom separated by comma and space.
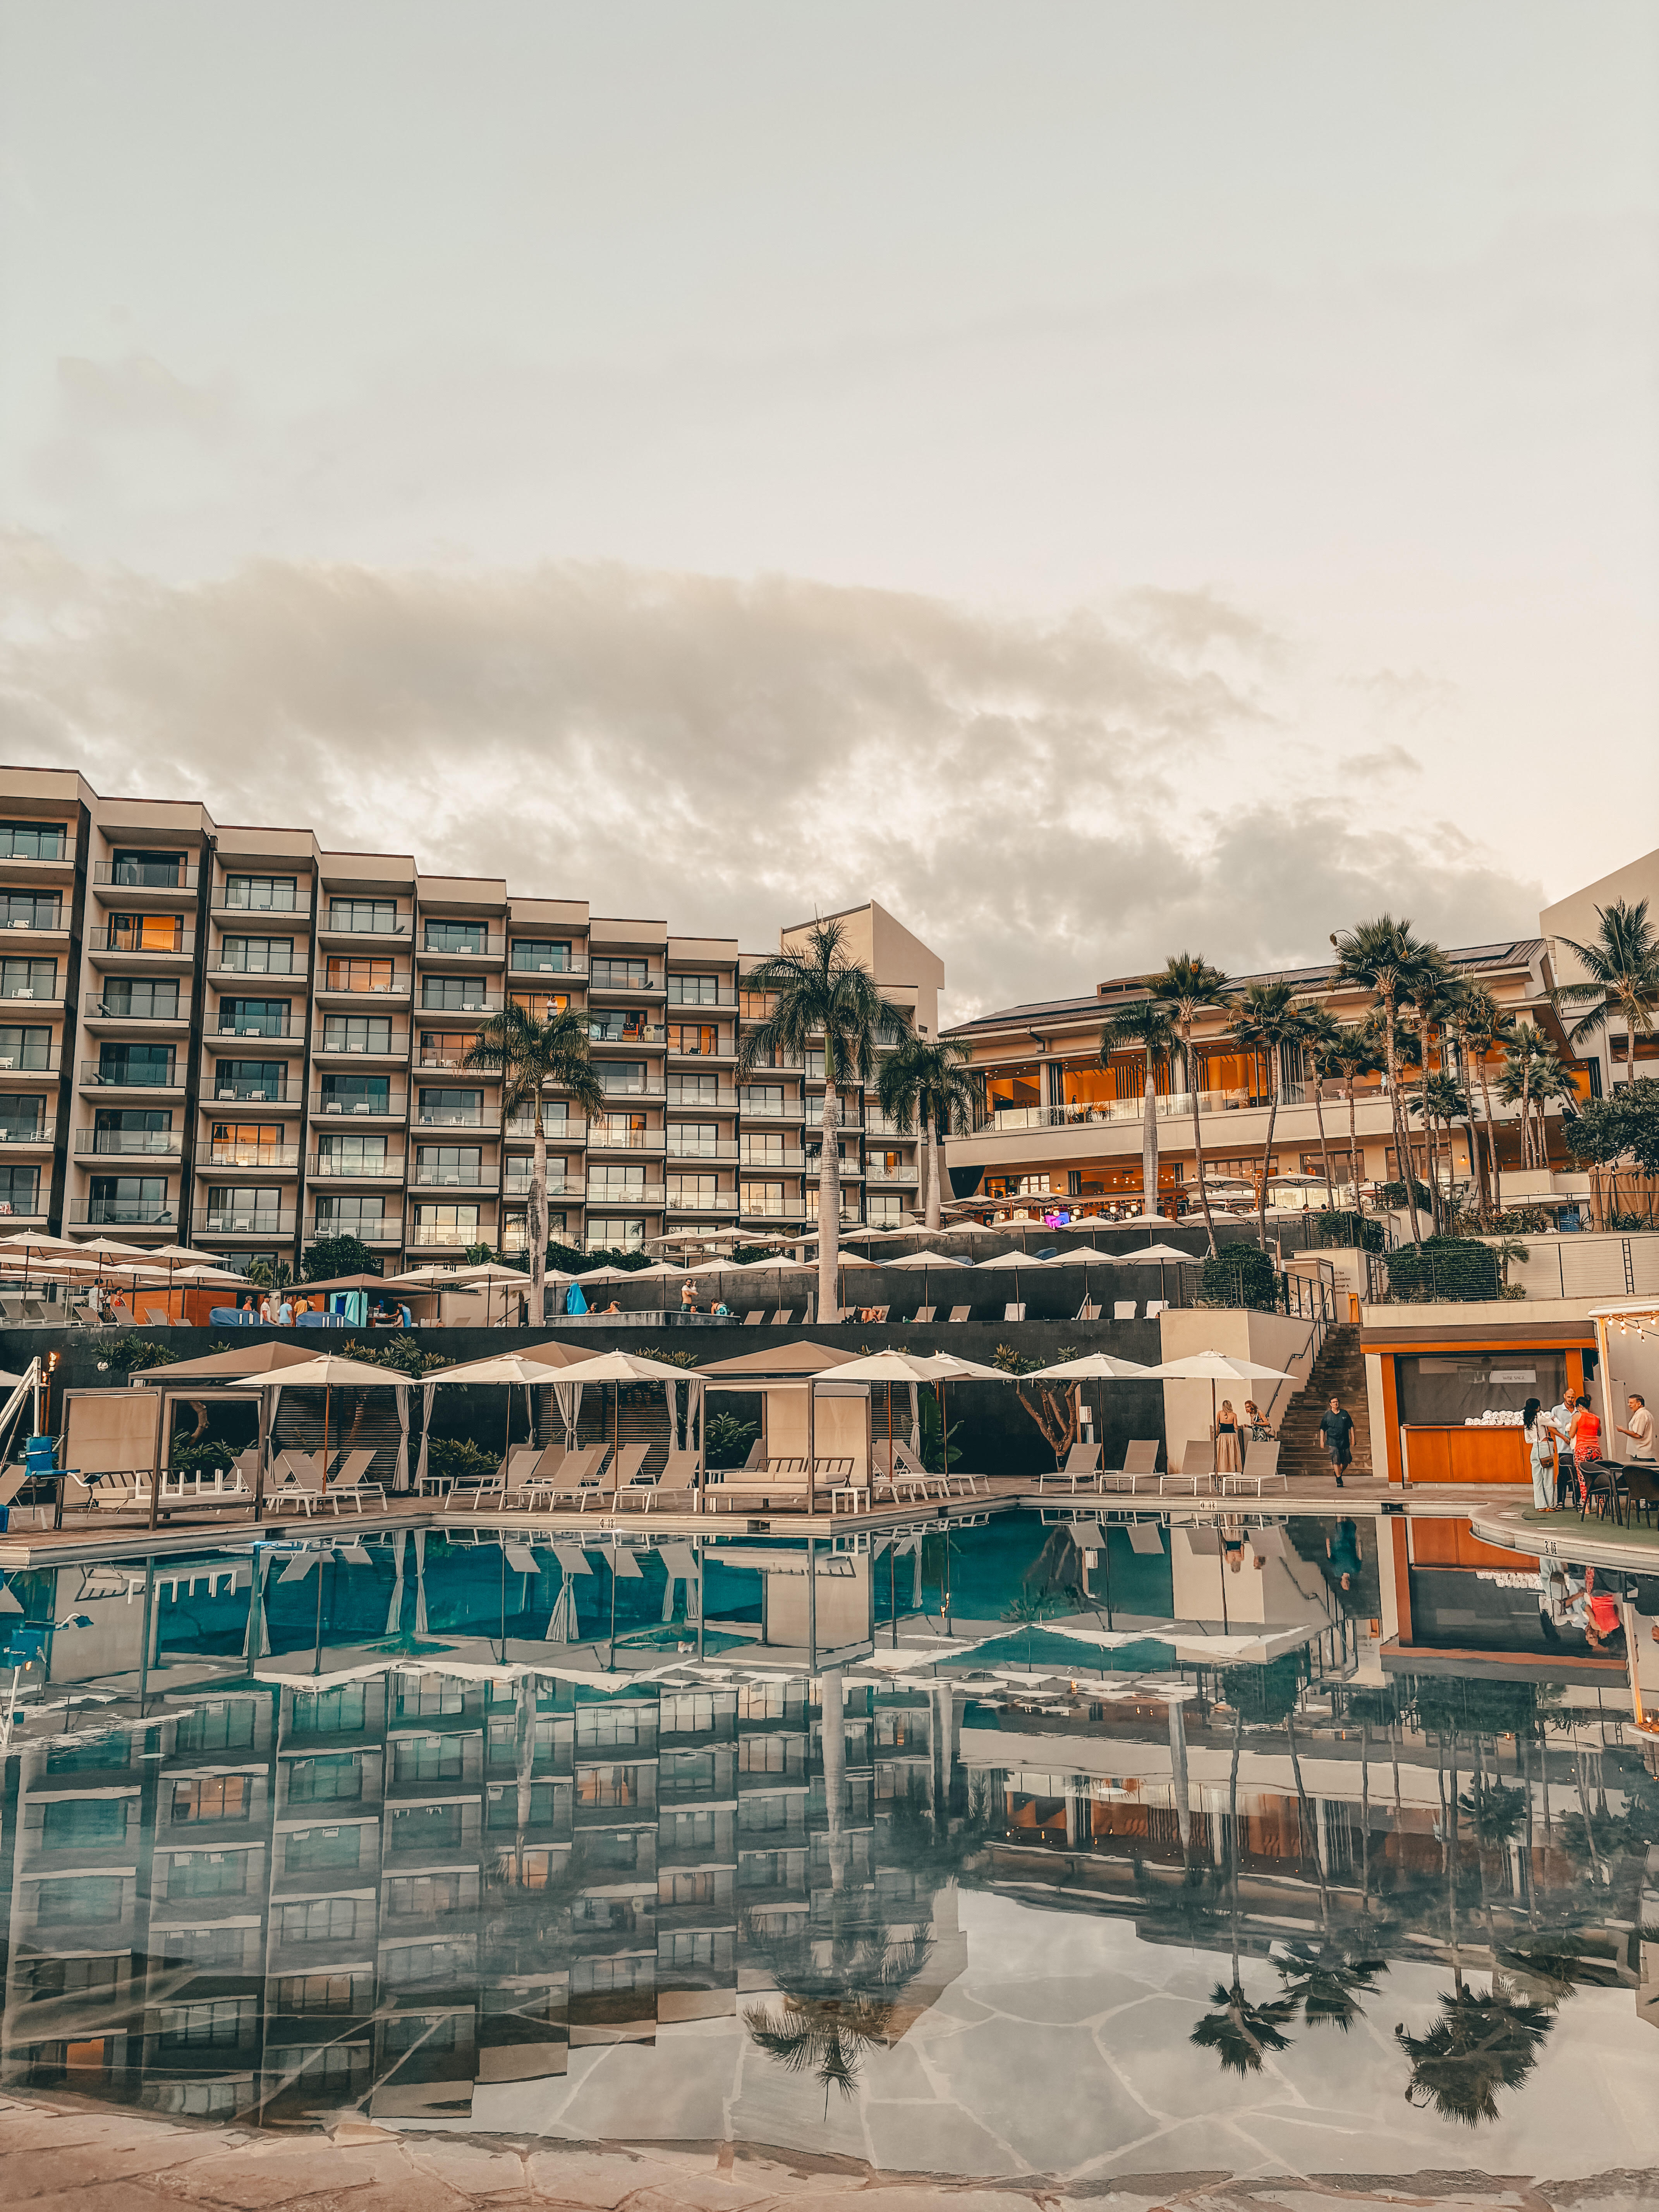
1143, 1348, 1295, 1443
1118, 1239, 1200, 1307
975, 1246, 1050, 1308
455, 1259, 534, 1326
884, 1247, 970, 1310
428, 1348, 561, 1472
234, 1352, 408, 1501
553, 1349, 709, 1503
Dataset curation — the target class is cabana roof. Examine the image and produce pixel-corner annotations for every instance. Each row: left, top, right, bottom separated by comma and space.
698, 1343, 863, 1379
131, 1341, 321, 1384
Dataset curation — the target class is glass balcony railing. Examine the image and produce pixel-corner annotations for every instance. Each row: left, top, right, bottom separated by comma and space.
0, 1045, 57, 1073
89, 926, 190, 955
75, 1128, 179, 1157
665, 1188, 739, 1212
667, 1139, 740, 1163
503, 1116, 586, 1145
586, 1181, 666, 1205
312, 1091, 406, 1117
216, 886, 306, 915
209, 1144, 301, 1169
72, 1199, 177, 1226
0, 828, 72, 862
666, 983, 738, 1008
83, 1059, 177, 1088
740, 1149, 805, 1171
214, 1077, 297, 1103
95, 859, 198, 890
206, 1208, 295, 1235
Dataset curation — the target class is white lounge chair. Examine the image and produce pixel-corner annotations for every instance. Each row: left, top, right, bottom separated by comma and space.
1099, 1439, 1161, 1493
1161, 1439, 1215, 1495
1223, 1438, 1286, 1496
326, 1449, 385, 1513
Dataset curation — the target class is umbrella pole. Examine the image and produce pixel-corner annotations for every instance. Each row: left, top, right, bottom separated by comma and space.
613, 1380, 620, 1506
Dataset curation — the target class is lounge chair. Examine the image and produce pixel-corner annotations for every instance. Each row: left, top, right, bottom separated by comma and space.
270, 1451, 328, 1515
547, 1445, 611, 1510
1223, 1438, 1285, 1496
742, 1310, 766, 1326
607, 1442, 651, 1505
912, 1305, 936, 1324
1003, 1303, 1025, 1323
1075, 1299, 1100, 1321
1161, 1439, 1215, 1495
857, 1305, 890, 1324
1113, 1301, 1136, 1321
142, 1306, 171, 1328
639, 1447, 701, 1510
947, 1306, 971, 1324
769, 1309, 794, 1325
518, 1443, 568, 1508
1040, 1441, 1102, 1494
19, 1299, 47, 1323
1099, 1439, 1161, 1493
326, 1449, 386, 1513
1126, 1520, 1165, 1554
1144, 1300, 1166, 1319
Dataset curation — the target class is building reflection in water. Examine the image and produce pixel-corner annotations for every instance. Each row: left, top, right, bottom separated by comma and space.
0, 1520, 1656, 2144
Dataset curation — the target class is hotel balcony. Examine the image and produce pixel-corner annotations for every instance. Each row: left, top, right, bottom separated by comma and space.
0, 1046, 59, 1082
414, 1100, 499, 1132
69, 1198, 180, 1229
504, 1115, 586, 1147
586, 1181, 666, 1206
667, 1083, 738, 1112
415, 934, 506, 966
502, 1170, 585, 1199
212, 948, 306, 983
408, 1162, 501, 1193
316, 910, 412, 946
309, 1089, 408, 1122
588, 1125, 666, 1155
313, 1029, 410, 1062
74, 1126, 180, 1162
0, 827, 76, 881
213, 1075, 302, 1107
205, 1206, 296, 1237
91, 858, 200, 899
207, 1143, 302, 1173
0, 1118, 55, 1154
211, 889, 313, 924
406, 1219, 493, 1249
83, 994, 191, 1032
80, 1059, 184, 1099
318, 1215, 402, 1246
316, 963, 409, 1002
418, 990, 503, 1018
740, 1147, 805, 1171
666, 984, 738, 1009
308, 1153, 406, 1180
587, 969, 665, 1000
668, 1139, 740, 1163
738, 1090, 807, 1123
665, 1189, 740, 1214
88, 925, 187, 964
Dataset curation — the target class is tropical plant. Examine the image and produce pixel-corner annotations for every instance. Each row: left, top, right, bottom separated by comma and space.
1142, 953, 1231, 1253
1455, 985, 1512, 1215
246, 1255, 294, 1292
1401, 948, 1460, 1228
464, 1001, 607, 1328
1314, 1207, 1383, 1254
1227, 981, 1312, 1248
738, 918, 910, 1321
98, 1334, 183, 1372
1331, 918, 1442, 1243
300, 1234, 380, 1282
999, 1589, 1065, 1667
991, 1343, 1073, 1460
424, 1436, 498, 1485
1099, 993, 1183, 1219
1385, 1235, 1498, 1303
875, 1033, 979, 1231
1490, 1237, 1529, 1293
1441, 981, 1492, 1224
1553, 897, 1659, 1085
1190, 1977, 1299, 2075
741, 1900, 933, 2109
1564, 1078, 1659, 1223
704, 1411, 760, 1468
1394, 1987, 1553, 2126
1405, 1070, 1472, 1231
1199, 1245, 1276, 1311
340, 1334, 452, 1377
916, 1391, 961, 1474
1497, 1026, 1572, 1172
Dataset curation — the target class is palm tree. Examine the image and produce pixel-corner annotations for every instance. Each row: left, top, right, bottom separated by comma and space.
1099, 994, 1183, 1218
875, 1034, 979, 1232
1227, 979, 1305, 1250
1300, 1004, 1343, 1209
1331, 919, 1442, 1244
1147, 953, 1231, 1253
1498, 1027, 1576, 1173
741, 1900, 933, 2109
1443, 980, 1494, 1224
464, 1002, 606, 1322
1406, 1072, 1472, 1227
1394, 1987, 1553, 2126
1321, 1024, 1384, 1214
738, 918, 909, 1321
1457, 987, 1514, 1210
1192, 1701, 1299, 2076
1402, 949, 1458, 1227
1553, 897, 1659, 1084
1274, 1941, 1386, 2032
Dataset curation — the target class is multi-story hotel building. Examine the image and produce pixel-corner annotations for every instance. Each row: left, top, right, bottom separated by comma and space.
0, 768, 942, 1271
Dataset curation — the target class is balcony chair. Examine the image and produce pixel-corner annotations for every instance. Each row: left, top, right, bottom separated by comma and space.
1113, 1301, 1136, 1321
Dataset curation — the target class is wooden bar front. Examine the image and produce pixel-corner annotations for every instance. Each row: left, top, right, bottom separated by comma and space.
1401, 1425, 1529, 1486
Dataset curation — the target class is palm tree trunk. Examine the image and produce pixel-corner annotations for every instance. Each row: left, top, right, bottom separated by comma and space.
1346, 1076, 1362, 1216
1257, 1063, 1279, 1252
1143, 1061, 1159, 1217
1476, 1054, 1501, 1213
530, 1091, 548, 1322
818, 1081, 842, 1322
1382, 990, 1423, 1242
925, 1113, 942, 1234
1312, 1067, 1336, 1210
1521, 1054, 1534, 1172
1185, 1030, 1218, 1255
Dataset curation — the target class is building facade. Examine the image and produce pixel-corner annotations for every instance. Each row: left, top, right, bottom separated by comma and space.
0, 769, 942, 1270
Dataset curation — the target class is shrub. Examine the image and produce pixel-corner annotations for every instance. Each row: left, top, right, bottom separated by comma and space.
169, 1436, 246, 1475
100, 1336, 182, 1372
1379, 1177, 1434, 1212
1384, 1236, 1498, 1302
1316, 1209, 1383, 1254
1199, 1245, 1277, 1312
301, 1235, 381, 1283
704, 1412, 759, 1468
340, 1336, 452, 1378
426, 1437, 498, 1484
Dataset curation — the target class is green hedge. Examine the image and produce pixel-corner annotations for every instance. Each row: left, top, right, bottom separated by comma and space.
1385, 1236, 1498, 1302
1199, 1246, 1277, 1312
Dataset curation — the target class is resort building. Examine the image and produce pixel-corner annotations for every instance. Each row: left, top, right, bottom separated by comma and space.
0, 768, 942, 1270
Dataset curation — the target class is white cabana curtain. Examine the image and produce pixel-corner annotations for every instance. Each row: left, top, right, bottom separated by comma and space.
552, 1380, 584, 1448
907, 1382, 920, 1454
393, 1382, 410, 1492
385, 1529, 407, 1634
264, 1384, 283, 1485
417, 1380, 438, 1489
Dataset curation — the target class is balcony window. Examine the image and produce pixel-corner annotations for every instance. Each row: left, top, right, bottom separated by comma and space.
98, 1042, 174, 1086
510, 938, 572, 972
412, 1202, 481, 1242
223, 872, 296, 911
0, 1097, 46, 1139
285, 1826, 363, 1872
667, 1173, 717, 1202
294, 1683, 367, 1734
317, 1133, 388, 1172
396, 1671, 463, 1718
422, 975, 489, 1010
738, 989, 775, 1020
986, 1062, 1043, 1116
587, 1215, 646, 1251
175, 1700, 258, 1753
319, 1074, 390, 1114
667, 1023, 718, 1056
0, 1164, 43, 1216
742, 1085, 785, 1116
417, 1144, 483, 1186
0, 1025, 52, 1071
211, 1120, 285, 1164
419, 1028, 477, 1066
388, 1803, 464, 1854
424, 919, 486, 953
172, 1774, 251, 1824
316, 1194, 385, 1227
222, 935, 294, 975
215, 1060, 285, 1102
94, 1106, 171, 1153
0, 957, 55, 1000
325, 956, 393, 992
418, 1086, 483, 1127
1, 891, 62, 930
591, 1164, 647, 1192
509, 989, 567, 1021
591, 957, 649, 991
589, 1011, 651, 1042
218, 996, 287, 1037
395, 1733, 464, 1783
323, 1013, 393, 1053
0, 821, 67, 860
668, 975, 719, 1005
741, 1182, 789, 1214
867, 1193, 905, 1227
596, 1061, 646, 1096
330, 896, 399, 933
110, 848, 187, 888
672, 1073, 723, 1104
209, 1184, 282, 1226
671, 1122, 721, 1156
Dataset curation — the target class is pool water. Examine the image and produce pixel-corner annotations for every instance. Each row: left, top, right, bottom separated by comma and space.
1, 1512, 1654, 2190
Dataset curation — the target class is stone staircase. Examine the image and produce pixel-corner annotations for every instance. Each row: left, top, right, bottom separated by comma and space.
1275, 1322, 1372, 1480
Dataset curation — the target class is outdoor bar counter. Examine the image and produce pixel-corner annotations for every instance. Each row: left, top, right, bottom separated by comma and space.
1398, 1423, 1529, 1486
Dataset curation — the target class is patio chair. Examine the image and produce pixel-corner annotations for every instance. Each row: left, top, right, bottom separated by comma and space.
769, 1309, 794, 1325
1003, 1303, 1026, 1323
1126, 1520, 1165, 1554
1112, 1301, 1136, 1321
910, 1305, 936, 1324
517, 1443, 568, 1509
548, 1445, 611, 1510
326, 1449, 386, 1514
142, 1306, 171, 1328
1144, 1300, 1166, 1319
271, 1451, 328, 1515
1075, 1299, 1100, 1321
947, 1306, 971, 1324
1578, 1461, 1622, 1526
1622, 1465, 1659, 1528
1223, 1439, 1285, 1496
1040, 1441, 1102, 1494
1099, 1439, 1161, 1494
608, 1442, 651, 1505
644, 1447, 701, 1510
1161, 1439, 1215, 1495
19, 1299, 48, 1323
742, 1310, 766, 1326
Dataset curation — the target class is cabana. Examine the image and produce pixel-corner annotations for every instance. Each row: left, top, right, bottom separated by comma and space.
233, 1351, 417, 1512
546, 1349, 709, 1506
698, 1342, 868, 1512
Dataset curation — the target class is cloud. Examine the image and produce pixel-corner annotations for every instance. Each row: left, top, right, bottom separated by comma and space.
0, 537, 1542, 1021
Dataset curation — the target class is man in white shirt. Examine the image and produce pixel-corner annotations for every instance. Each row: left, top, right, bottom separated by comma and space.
1546, 1395, 1577, 1504
1616, 1393, 1654, 1461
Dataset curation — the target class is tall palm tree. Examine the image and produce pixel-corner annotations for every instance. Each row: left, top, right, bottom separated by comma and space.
1274, 1941, 1386, 2032
1099, 994, 1182, 1219
1191, 1701, 1299, 2076
1402, 950, 1458, 1228
1321, 1023, 1384, 1214
738, 918, 909, 1322
875, 1034, 979, 1232
1394, 1987, 1553, 2126
1227, 979, 1305, 1250
464, 1002, 606, 1322
1553, 897, 1659, 1084
1147, 953, 1230, 1253
1300, 1004, 1343, 1209
1497, 1026, 1576, 1173
1331, 918, 1442, 1244
1443, 981, 1494, 1224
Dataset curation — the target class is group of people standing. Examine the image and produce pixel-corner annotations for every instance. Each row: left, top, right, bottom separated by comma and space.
1524, 1387, 1653, 1512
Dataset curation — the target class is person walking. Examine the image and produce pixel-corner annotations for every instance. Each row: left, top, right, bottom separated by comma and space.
1319, 1395, 1355, 1488
1615, 1393, 1654, 1462
1213, 1399, 1242, 1479
1523, 1396, 1557, 1513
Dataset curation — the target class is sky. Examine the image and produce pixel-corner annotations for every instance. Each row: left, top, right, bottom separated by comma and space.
1, 2, 1655, 1022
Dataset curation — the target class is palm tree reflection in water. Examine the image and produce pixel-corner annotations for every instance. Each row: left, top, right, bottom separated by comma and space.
742, 1902, 934, 2113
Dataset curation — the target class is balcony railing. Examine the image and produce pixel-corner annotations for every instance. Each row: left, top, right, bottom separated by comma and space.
588, 1126, 665, 1152
215, 950, 302, 977
210, 1143, 301, 1170
0, 984, 62, 1007
586, 1182, 666, 1205
206, 1208, 295, 1235
740, 1147, 805, 1170
312, 1091, 407, 1117
972, 1078, 1397, 1136
216, 1015, 294, 1039
319, 966, 410, 994
0, 1120, 53, 1147
407, 1221, 487, 1247
75, 1127, 178, 1158
739, 1091, 807, 1118
82, 1060, 178, 1089
416, 1046, 477, 1070
323, 912, 411, 936
509, 953, 586, 976
89, 996, 189, 1022
419, 934, 505, 959
94, 859, 199, 890
504, 1117, 586, 1145
0, 830, 73, 863
739, 1197, 813, 1220
309, 1153, 405, 1177
71, 1200, 177, 1226
668, 1139, 740, 1163
589, 1022, 665, 1046
588, 969, 663, 996
665, 984, 738, 1009
317, 1032, 407, 1056
421, 990, 502, 1015
807, 1154, 863, 1179
594, 1080, 665, 1102
503, 1172, 584, 1198
410, 1165, 496, 1189
0, 1046, 57, 1073
215, 889, 310, 917
88, 927, 191, 955
864, 1165, 919, 1185
215, 1078, 298, 1104
667, 1085, 738, 1111
665, 1189, 740, 1212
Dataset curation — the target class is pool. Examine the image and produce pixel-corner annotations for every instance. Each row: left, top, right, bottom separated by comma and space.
1, 1510, 1654, 2191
